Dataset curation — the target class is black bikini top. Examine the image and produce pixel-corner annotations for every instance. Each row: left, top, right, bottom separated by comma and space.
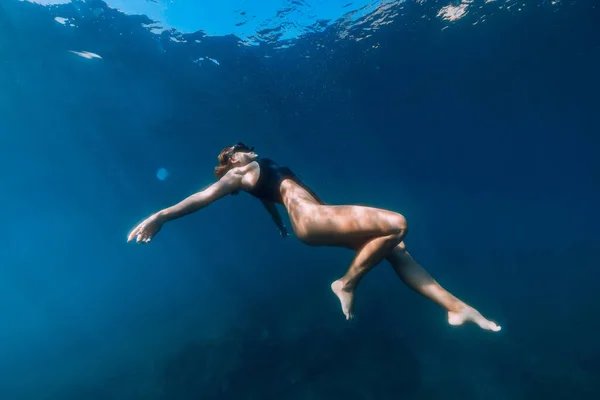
245, 158, 324, 205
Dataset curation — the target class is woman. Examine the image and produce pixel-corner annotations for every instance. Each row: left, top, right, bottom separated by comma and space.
128, 143, 501, 332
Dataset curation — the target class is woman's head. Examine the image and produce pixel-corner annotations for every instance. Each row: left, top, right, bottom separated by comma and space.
214, 142, 258, 178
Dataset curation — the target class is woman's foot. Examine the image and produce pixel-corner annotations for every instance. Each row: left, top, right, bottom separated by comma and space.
331, 280, 355, 320
448, 305, 501, 332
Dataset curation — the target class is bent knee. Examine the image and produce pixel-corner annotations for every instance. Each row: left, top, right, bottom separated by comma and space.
390, 213, 408, 235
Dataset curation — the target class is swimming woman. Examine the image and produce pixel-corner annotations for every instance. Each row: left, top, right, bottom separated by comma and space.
128, 143, 501, 332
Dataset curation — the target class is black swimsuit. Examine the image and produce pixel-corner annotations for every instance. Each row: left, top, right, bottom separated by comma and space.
245, 158, 324, 205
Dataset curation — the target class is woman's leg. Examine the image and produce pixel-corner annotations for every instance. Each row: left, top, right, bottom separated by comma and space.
331, 233, 405, 319
284, 195, 408, 319
279, 181, 498, 328
386, 244, 501, 331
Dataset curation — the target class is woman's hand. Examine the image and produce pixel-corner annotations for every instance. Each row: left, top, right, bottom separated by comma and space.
127, 212, 165, 244
279, 225, 289, 239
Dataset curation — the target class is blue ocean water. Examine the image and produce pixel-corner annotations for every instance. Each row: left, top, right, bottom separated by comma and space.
1, 0, 599, 398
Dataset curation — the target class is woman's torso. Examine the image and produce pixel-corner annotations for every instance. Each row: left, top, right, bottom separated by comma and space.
241, 158, 324, 206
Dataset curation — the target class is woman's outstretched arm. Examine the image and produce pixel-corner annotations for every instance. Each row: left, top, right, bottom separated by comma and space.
127, 168, 243, 243
160, 169, 243, 222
